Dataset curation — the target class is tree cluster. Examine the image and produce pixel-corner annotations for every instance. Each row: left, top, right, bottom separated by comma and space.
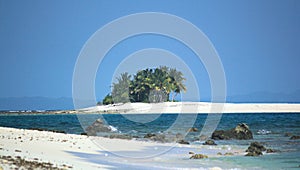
102, 66, 186, 105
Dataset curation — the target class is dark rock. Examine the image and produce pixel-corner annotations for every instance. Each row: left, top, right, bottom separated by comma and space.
203, 139, 216, 145
80, 132, 87, 136
217, 152, 222, 155
85, 119, 115, 136
144, 133, 156, 138
187, 127, 198, 132
212, 123, 253, 140
245, 152, 261, 156
190, 154, 208, 159
177, 139, 189, 145
109, 134, 132, 140
266, 148, 277, 153
290, 135, 300, 140
245, 142, 266, 156
144, 133, 166, 143
224, 152, 234, 156
189, 151, 195, 154
284, 132, 293, 137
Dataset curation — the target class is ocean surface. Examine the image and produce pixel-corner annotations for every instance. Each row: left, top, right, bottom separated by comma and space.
0, 113, 299, 169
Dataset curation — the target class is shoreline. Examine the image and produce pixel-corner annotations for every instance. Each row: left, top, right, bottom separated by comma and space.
0, 102, 300, 115
0, 127, 245, 169
3, 102, 300, 114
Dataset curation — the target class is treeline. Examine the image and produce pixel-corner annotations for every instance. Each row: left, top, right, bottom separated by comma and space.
102, 66, 186, 105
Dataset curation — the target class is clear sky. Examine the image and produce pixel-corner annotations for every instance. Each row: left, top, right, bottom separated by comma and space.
0, 0, 299, 102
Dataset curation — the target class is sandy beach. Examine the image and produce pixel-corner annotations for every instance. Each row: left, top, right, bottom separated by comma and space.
0, 127, 247, 169
79, 102, 300, 114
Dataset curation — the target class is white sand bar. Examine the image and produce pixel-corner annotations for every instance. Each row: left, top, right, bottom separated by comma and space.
0, 127, 246, 169
81, 102, 300, 114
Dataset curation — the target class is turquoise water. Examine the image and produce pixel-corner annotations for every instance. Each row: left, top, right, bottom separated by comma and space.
0, 113, 299, 169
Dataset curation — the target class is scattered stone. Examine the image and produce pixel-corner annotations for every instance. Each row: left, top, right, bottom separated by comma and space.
15, 150, 21, 152
144, 133, 167, 143
290, 135, 300, 140
109, 134, 132, 140
190, 154, 208, 159
224, 152, 234, 156
177, 139, 189, 145
189, 151, 195, 154
212, 123, 253, 140
203, 139, 216, 145
144, 133, 156, 138
245, 142, 266, 156
217, 152, 222, 155
187, 127, 198, 132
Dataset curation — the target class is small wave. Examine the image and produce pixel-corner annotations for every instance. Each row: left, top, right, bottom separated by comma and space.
257, 129, 272, 135
109, 125, 118, 132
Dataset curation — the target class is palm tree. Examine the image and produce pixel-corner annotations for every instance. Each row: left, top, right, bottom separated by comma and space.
112, 72, 131, 103
168, 68, 187, 101
109, 66, 186, 103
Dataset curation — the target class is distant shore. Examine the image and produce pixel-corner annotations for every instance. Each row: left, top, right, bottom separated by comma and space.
2, 102, 300, 114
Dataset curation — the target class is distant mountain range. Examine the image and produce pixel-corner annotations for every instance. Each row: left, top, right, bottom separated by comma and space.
0, 97, 74, 111
227, 90, 300, 103
0, 90, 299, 110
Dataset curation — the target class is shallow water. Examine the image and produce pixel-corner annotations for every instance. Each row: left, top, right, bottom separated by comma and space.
0, 113, 299, 169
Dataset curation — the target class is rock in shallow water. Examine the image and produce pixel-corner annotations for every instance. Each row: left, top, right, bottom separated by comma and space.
85, 119, 116, 136
187, 127, 198, 132
212, 123, 253, 140
245, 142, 266, 156
177, 139, 189, 145
203, 139, 216, 145
190, 154, 208, 159
290, 135, 300, 140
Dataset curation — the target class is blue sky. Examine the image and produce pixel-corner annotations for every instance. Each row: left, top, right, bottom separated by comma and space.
0, 0, 299, 103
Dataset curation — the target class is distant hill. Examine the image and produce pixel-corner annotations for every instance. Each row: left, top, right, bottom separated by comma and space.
227, 90, 300, 103
0, 97, 74, 110
0, 90, 299, 111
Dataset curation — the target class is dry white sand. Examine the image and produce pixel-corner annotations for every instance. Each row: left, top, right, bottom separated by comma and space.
80, 102, 300, 114
0, 127, 245, 169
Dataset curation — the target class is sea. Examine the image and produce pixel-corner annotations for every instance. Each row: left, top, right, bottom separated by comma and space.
0, 113, 299, 169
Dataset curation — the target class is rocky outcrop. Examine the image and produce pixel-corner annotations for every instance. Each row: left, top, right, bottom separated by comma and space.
245, 142, 279, 156
177, 139, 189, 145
187, 127, 198, 132
203, 139, 216, 145
144, 133, 167, 143
85, 119, 115, 136
212, 123, 253, 140
143, 132, 187, 143
245, 142, 266, 156
190, 154, 208, 159
290, 135, 300, 140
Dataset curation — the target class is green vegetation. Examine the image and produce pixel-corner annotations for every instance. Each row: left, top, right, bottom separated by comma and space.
102, 94, 114, 105
102, 66, 186, 105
